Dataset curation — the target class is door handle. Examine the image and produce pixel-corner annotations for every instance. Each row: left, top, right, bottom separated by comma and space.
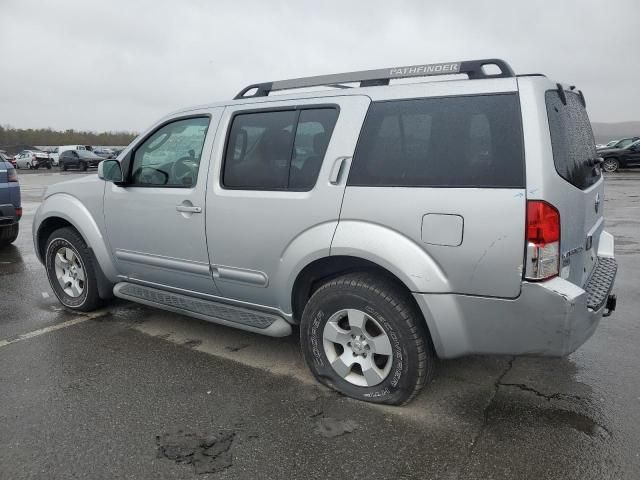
329, 156, 351, 185
176, 205, 202, 213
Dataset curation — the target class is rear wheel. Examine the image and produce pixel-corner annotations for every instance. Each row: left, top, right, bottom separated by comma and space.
602, 157, 619, 173
300, 272, 435, 405
81, 162, 88, 171
45, 227, 103, 311
0, 224, 19, 247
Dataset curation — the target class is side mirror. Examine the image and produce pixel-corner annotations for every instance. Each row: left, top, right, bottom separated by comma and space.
98, 159, 124, 184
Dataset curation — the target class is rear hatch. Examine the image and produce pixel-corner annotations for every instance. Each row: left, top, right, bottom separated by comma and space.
544, 88, 603, 288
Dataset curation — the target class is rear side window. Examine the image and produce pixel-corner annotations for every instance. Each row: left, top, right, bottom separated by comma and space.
546, 90, 600, 190
348, 94, 524, 188
223, 107, 338, 190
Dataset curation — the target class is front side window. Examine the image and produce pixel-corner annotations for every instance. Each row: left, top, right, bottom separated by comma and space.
223, 108, 338, 190
130, 116, 210, 187
348, 94, 524, 188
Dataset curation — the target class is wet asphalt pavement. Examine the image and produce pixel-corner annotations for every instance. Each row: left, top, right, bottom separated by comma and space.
1, 170, 639, 479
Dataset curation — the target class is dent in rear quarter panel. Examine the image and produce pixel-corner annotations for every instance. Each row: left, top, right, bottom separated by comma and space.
335, 187, 526, 297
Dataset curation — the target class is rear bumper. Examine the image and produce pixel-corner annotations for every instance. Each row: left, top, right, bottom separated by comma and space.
414, 255, 617, 359
0, 203, 20, 226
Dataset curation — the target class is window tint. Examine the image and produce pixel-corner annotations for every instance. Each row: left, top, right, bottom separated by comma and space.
546, 91, 600, 190
290, 109, 339, 189
223, 108, 338, 190
348, 94, 524, 188
130, 117, 210, 187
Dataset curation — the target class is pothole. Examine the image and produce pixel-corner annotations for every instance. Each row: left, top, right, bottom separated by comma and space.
156, 430, 235, 474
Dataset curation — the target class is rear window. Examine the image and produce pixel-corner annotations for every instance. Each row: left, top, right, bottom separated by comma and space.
348, 93, 524, 188
545, 90, 600, 190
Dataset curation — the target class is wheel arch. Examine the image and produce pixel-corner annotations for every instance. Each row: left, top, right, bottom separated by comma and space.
291, 255, 441, 357
34, 193, 118, 281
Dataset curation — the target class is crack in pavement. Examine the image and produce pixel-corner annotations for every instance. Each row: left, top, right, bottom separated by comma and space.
499, 382, 584, 403
470, 356, 516, 450
456, 356, 611, 479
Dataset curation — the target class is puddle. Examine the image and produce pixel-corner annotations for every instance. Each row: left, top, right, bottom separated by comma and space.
487, 396, 610, 439
156, 430, 235, 474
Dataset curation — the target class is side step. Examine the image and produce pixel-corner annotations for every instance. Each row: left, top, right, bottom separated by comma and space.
113, 282, 292, 337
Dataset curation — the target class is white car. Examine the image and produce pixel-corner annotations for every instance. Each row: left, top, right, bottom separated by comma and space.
14, 150, 51, 169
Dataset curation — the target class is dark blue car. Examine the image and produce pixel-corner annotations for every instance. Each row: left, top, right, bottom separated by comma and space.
0, 157, 21, 246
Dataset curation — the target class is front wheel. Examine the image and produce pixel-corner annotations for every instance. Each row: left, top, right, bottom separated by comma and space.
602, 157, 619, 173
45, 227, 103, 311
300, 272, 435, 405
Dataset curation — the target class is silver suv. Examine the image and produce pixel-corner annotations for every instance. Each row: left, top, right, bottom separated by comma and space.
33, 59, 617, 405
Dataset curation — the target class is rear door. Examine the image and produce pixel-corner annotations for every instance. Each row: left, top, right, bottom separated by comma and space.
543, 88, 604, 287
338, 85, 527, 298
205, 96, 370, 309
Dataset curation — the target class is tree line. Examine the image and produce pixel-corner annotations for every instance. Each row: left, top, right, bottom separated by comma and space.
0, 125, 137, 150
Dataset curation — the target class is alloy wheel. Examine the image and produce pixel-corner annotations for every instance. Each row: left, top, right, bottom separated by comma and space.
322, 308, 393, 387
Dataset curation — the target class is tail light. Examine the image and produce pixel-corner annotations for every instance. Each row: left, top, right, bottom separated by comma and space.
7, 167, 18, 182
15, 207, 22, 219
525, 200, 560, 281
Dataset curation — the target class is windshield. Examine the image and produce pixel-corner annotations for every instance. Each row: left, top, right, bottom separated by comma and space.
77, 150, 99, 159
615, 138, 637, 148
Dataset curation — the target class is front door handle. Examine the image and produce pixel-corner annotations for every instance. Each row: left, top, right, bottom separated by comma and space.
176, 205, 202, 213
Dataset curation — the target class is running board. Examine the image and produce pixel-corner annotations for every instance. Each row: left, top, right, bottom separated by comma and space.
113, 282, 292, 337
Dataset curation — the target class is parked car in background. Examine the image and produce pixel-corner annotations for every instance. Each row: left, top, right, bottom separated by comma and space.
59, 149, 103, 171
93, 147, 116, 159
597, 136, 640, 151
599, 139, 640, 172
51, 145, 89, 166
14, 150, 52, 169
0, 156, 21, 246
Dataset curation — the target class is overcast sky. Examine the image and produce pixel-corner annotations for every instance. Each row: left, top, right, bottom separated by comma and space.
1, 0, 638, 132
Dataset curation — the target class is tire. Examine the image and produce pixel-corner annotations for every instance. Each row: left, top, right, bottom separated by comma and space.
602, 157, 619, 173
61, 163, 67, 171
0, 223, 19, 247
81, 162, 88, 171
300, 272, 435, 405
27, 163, 32, 169
46, 164, 52, 170
45, 227, 103, 311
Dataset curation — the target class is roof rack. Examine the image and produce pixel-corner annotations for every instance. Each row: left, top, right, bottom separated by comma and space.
234, 58, 515, 99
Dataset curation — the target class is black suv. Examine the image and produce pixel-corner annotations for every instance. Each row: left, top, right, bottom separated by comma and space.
59, 150, 103, 171
599, 140, 640, 172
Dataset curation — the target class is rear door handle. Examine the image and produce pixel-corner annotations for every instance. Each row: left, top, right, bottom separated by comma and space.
176, 205, 202, 213
329, 156, 351, 185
